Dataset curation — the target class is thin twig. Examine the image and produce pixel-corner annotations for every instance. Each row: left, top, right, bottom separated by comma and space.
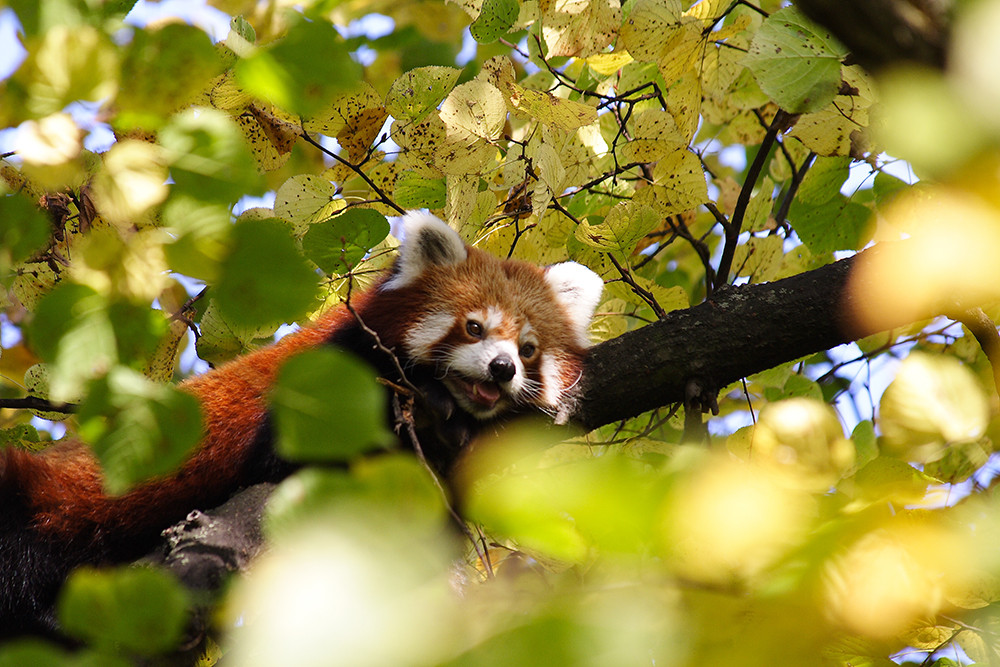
714, 109, 792, 291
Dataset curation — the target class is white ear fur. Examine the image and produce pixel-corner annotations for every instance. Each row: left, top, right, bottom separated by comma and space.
544, 262, 604, 347
383, 212, 467, 290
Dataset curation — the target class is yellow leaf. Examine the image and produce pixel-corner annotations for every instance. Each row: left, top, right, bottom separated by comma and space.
540, 0, 622, 58
637, 149, 708, 215
618, 109, 685, 163
586, 52, 634, 75
505, 83, 598, 130
303, 84, 388, 164
574, 200, 658, 253
274, 175, 345, 236
620, 0, 682, 61
91, 141, 169, 227
22, 25, 119, 116
440, 79, 507, 142
731, 236, 783, 283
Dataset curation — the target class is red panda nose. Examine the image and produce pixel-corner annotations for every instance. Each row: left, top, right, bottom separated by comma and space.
488, 355, 516, 383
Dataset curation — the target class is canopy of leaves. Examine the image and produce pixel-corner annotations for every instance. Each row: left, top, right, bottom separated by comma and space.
2, 0, 1000, 665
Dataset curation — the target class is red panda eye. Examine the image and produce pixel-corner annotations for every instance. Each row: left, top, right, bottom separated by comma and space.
466, 320, 483, 338
519, 343, 536, 358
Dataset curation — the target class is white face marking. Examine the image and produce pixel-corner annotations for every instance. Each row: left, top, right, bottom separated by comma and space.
539, 354, 563, 408
404, 311, 457, 360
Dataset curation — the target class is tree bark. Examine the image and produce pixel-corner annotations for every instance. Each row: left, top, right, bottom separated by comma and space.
793, 0, 950, 72
573, 251, 869, 430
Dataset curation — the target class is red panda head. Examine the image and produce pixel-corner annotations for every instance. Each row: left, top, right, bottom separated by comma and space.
380, 213, 603, 422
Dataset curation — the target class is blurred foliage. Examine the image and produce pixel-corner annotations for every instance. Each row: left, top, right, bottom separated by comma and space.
2, 0, 1000, 665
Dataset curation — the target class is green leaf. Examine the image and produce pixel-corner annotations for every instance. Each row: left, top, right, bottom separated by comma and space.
214, 218, 319, 329
385, 66, 462, 122
162, 196, 232, 282
159, 107, 263, 204
266, 455, 445, 536
0, 640, 129, 667
851, 420, 879, 469
788, 194, 870, 254
744, 6, 847, 114
0, 192, 50, 278
27, 283, 117, 401
574, 200, 659, 253
470, 0, 519, 44
393, 170, 447, 209
270, 348, 393, 462
235, 18, 363, 118
58, 566, 189, 655
116, 23, 223, 128
76, 367, 203, 494
301, 209, 390, 274
797, 156, 851, 205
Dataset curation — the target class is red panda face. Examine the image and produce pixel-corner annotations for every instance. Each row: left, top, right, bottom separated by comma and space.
380, 213, 604, 422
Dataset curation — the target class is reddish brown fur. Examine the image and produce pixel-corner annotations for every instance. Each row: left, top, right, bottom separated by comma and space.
0, 235, 594, 637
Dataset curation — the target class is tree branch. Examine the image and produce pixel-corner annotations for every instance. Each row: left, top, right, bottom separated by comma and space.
571, 247, 885, 430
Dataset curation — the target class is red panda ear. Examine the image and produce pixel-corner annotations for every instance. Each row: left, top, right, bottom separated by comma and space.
384, 212, 468, 290
544, 262, 604, 348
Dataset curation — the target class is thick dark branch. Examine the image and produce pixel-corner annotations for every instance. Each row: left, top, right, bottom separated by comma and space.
572, 249, 884, 430
794, 0, 949, 72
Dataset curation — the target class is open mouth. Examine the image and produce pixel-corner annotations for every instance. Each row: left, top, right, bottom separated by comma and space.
449, 375, 504, 410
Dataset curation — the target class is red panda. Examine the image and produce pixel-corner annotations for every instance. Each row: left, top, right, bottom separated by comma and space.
0, 212, 604, 637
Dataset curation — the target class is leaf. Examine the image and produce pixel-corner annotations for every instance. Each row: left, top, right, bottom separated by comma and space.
731, 235, 783, 283
274, 174, 344, 235
440, 79, 507, 143
301, 209, 391, 275
638, 149, 709, 215
879, 352, 990, 463
618, 109, 686, 163
393, 170, 446, 209
116, 23, 223, 128
385, 66, 462, 122
90, 140, 168, 227
788, 194, 870, 254
160, 108, 263, 204
744, 6, 848, 114
302, 84, 388, 164
270, 348, 393, 462
58, 566, 189, 655
194, 299, 275, 366
620, 0, 682, 62
76, 367, 203, 494
504, 81, 598, 130
575, 200, 659, 254
162, 197, 232, 282
540, 0, 622, 58
797, 156, 851, 205
470, 0, 519, 43
214, 218, 318, 329
0, 192, 50, 275
235, 17, 363, 118
17, 24, 119, 117
27, 283, 117, 402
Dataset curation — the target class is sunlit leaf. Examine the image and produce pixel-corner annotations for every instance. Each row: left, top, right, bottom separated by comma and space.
59, 566, 189, 655
301, 209, 390, 275
385, 66, 462, 122
271, 348, 393, 461
235, 18, 362, 118
214, 218, 318, 329
76, 366, 202, 494
470, 0, 519, 43
745, 6, 847, 114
